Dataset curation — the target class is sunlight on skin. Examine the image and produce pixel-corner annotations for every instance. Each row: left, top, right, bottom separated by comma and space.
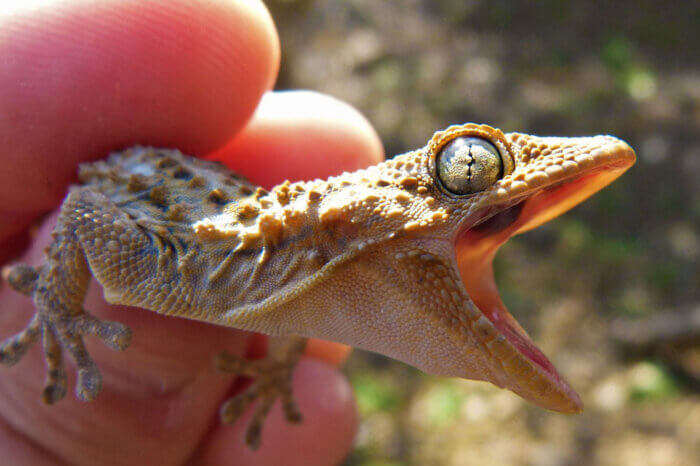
1, 0, 56, 15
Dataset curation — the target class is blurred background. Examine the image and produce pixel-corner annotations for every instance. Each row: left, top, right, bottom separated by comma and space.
267, 1, 699, 465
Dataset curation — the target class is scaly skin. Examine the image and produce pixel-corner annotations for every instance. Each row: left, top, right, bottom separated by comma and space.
1, 123, 635, 448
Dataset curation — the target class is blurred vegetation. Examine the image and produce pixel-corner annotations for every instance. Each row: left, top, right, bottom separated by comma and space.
268, 0, 699, 464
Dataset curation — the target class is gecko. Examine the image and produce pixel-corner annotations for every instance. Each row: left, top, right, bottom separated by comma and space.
0, 123, 635, 449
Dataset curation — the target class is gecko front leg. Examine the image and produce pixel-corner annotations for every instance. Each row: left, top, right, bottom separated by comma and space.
215, 335, 306, 449
0, 188, 137, 403
1, 184, 309, 449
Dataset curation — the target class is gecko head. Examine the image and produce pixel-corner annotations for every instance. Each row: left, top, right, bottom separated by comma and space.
366, 123, 635, 413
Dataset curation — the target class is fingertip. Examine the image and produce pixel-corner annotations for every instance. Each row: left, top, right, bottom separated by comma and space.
306, 339, 352, 366
247, 336, 352, 367
197, 360, 357, 466
208, 90, 384, 188
0, 0, 280, 212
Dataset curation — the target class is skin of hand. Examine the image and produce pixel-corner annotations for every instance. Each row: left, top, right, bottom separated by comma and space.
0, 1, 383, 465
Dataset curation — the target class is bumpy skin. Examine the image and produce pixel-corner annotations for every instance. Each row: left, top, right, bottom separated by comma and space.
0, 123, 635, 449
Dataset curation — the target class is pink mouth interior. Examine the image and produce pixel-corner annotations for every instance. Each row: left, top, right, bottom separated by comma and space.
456, 217, 563, 382
455, 166, 631, 383
489, 306, 560, 376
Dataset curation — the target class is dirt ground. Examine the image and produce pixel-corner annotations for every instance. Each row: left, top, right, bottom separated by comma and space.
267, 1, 699, 465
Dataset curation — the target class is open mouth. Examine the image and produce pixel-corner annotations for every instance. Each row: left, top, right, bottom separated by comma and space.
453, 159, 633, 412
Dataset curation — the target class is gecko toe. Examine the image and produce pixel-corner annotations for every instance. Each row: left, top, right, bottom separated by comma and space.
2, 269, 131, 406
280, 387, 302, 423
220, 387, 277, 450
0, 305, 122, 404
101, 322, 132, 351
41, 327, 67, 403
76, 364, 102, 401
245, 397, 274, 450
4, 264, 39, 296
220, 389, 258, 424
57, 333, 102, 401
0, 315, 41, 366
215, 352, 262, 377
42, 367, 68, 404
70, 314, 132, 351
217, 349, 302, 449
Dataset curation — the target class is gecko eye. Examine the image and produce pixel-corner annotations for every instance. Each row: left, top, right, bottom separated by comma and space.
436, 137, 503, 195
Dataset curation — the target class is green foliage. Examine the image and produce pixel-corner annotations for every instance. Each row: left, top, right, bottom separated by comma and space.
555, 219, 643, 265
352, 374, 402, 415
645, 264, 679, 295
601, 37, 658, 100
556, 219, 593, 258
422, 382, 462, 426
594, 236, 643, 264
601, 37, 636, 72
357, 460, 405, 466
628, 362, 680, 402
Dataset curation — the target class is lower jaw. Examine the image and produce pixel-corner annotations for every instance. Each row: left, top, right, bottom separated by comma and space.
452, 165, 632, 409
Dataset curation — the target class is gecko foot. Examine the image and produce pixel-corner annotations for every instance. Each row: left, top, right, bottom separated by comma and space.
215, 337, 305, 449
1, 263, 132, 403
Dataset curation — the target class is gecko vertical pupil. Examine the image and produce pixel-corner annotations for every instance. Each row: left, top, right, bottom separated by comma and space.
437, 137, 503, 195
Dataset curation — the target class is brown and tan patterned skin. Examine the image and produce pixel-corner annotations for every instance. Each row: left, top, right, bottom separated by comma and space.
0, 123, 635, 449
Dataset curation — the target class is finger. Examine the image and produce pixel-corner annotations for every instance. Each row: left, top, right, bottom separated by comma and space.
247, 333, 351, 367
193, 360, 357, 466
306, 339, 352, 366
0, 89, 378, 462
0, 417, 58, 465
207, 90, 384, 188
0, 0, 279, 226
0, 223, 30, 265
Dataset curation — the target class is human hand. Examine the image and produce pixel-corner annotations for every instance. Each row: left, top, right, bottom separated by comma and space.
0, 1, 382, 465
